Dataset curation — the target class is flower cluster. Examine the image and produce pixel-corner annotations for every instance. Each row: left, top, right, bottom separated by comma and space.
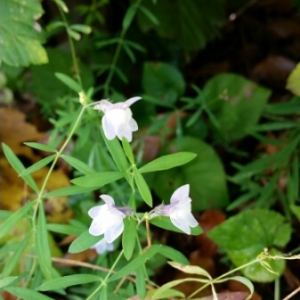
88, 184, 198, 244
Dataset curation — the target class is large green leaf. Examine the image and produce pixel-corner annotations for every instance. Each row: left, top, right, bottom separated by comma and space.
153, 137, 228, 210
208, 209, 292, 282
286, 62, 300, 96
136, 0, 225, 51
142, 62, 185, 104
203, 73, 271, 141
0, 0, 48, 66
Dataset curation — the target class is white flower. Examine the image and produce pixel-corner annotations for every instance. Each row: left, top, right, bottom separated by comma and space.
149, 184, 198, 234
94, 96, 141, 142
91, 239, 114, 254
88, 195, 133, 243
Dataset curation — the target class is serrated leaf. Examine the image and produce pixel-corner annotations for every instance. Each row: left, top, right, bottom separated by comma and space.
61, 154, 95, 174
69, 230, 102, 253
55, 72, 82, 93
19, 155, 56, 176
208, 209, 292, 282
24, 142, 56, 152
0, 201, 36, 240
0, 0, 48, 67
150, 216, 202, 235
139, 152, 196, 173
71, 172, 123, 188
122, 218, 137, 260
5, 287, 54, 300
37, 274, 101, 291
108, 245, 161, 282
133, 168, 152, 207
2, 143, 39, 192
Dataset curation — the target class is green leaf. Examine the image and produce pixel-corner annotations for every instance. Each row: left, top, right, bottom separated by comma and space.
0, 0, 48, 67
36, 203, 53, 280
55, 72, 82, 93
71, 172, 123, 188
286, 63, 300, 96
0, 276, 18, 289
153, 137, 228, 210
122, 138, 135, 164
122, 4, 138, 30
265, 96, 300, 115
2, 231, 32, 277
2, 143, 39, 192
108, 245, 161, 282
291, 205, 300, 221
136, 267, 146, 300
142, 61, 185, 104
37, 274, 101, 291
133, 168, 152, 207
61, 154, 95, 174
159, 246, 189, 265
138, 5, 159, 25
168, 261, 211, 278
53, 0, 68, 13
122, 218, 137, 260
101, 130, 130, 177
24, 142, 56, 152
19, 155, 56, 176
136, 0, 225, 51
44, 185, 95, 197
69, 230, 102, 253
0, 201, 36, 240
149, 288, 185, 300
5, 287, 54, 300
150, 216, 202, 235
208, 209, 292, 282
46, 224, 85, 236
139, 152, 196, 173
203, 73, 271, 141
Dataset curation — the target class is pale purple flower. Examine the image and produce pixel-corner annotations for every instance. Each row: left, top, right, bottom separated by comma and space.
94, 96, 141, 142
91, 239, 114, 254
149, 184, 198, 234
88, 195, 133, 243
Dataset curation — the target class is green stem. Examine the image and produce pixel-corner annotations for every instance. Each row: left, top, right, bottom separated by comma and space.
103, 0, 142, 97
86, 250, 124, 300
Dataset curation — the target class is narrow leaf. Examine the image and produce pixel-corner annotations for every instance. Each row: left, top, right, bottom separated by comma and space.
37, 274, 101, 291
136, 266, 146, 299
2, 231, 32, 277
0, 201, 36, 239
0, 277, 18, 289
122, 138, 135, 164
122, 4, 137, 30
70, 24, 92, 34
139, 5, 159, 25
47, 224, 85, 236
133, 168, 152, 207
5, 287, 55, 300
122, 218, 137, 260
19, 155, 56, 176
71, 172, 123, 188
36, 203, 53, 280
61, 154, 95, 174
139, 152, 197, 173
44, 186, 95, 197
24, 142, 56, 152
159, 246, 189, 265
108, 245, 161, 282
69, 230, 102, 253
2, 143, 39, 192
55, 72, 82, 92
168, 261, 211, 278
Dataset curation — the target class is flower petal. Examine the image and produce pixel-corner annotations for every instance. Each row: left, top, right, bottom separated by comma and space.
186, 213, 199, 228
104, 219, 124, 243
88, 205, 104, 218
100, 195, 115, 206
102, 114, 116, 140
170, 184, 190, 204
128, 118, 138, 131
89, 219, 105, 236
125, 96, 142, 106
170, 215, 191, 234
117, 126, 133, 142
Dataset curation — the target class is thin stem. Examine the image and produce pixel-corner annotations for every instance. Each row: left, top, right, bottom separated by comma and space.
103, 0, 142, 97
86, 250, 124, 300
274, 278, 280, 300
57, 7, 83, 87
145, 218, 152, 247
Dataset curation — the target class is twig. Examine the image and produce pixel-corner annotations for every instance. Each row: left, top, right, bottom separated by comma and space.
282, 286, 300, 300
